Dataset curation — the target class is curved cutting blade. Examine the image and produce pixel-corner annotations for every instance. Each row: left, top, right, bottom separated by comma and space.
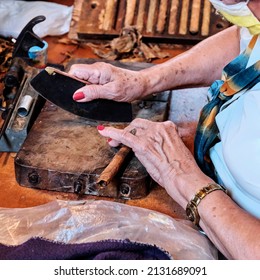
30, 67, 132, 122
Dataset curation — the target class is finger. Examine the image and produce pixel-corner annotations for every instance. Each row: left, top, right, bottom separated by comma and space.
130, 118, 152, 129
69, 62, 112, 84
97, 126, 138, 149
107, 137, 121, 147
68, 64, 92, 80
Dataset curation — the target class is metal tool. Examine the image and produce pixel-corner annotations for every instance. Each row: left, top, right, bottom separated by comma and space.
12, 15, 46, 60
0, 16, 48, 151
30, 67, 133, 123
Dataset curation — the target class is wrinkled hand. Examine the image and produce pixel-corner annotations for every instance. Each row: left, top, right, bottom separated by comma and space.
68, 62, 147, 102
98, 118, 208, 208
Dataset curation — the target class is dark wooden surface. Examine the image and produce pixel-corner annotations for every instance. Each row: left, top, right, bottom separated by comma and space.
0, 0, 200, 220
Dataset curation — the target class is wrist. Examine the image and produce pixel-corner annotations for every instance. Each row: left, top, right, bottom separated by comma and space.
186, 183, 227, 226
166, 171, 215, 209
140, 66, 167, 96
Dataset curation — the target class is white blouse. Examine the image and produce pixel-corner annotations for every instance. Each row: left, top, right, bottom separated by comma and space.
209, 28, 260, 219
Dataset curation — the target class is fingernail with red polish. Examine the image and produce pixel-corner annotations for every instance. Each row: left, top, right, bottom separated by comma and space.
73, 92, 85, 101
107, 138, 112, 142
97, 125, 105, 131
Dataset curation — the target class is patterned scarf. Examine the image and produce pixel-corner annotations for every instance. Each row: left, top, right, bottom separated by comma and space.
194, 35, 260, 179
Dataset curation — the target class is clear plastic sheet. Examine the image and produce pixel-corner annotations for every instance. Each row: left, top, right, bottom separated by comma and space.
0, 200, 218, 260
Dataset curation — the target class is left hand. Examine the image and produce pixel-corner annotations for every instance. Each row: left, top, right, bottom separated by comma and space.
68, 62, 148, 102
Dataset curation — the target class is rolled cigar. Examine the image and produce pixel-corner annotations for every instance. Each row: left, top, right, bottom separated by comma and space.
96, 145, 132, 187
168, 0, 180, 34
179, 0, 190, 35
136, 0, 147, 32
124, 0, 137, 26
189, 0, 202, 34
156, 0, 168, 33
146, 0, 158, 33
103, 0, 118, 31
201, 0, 211, 36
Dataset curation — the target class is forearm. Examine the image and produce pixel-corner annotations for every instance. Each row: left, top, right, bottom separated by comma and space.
168, 172, 260, 259
139, 26, 241, 96
199, 191, 260, 259
160, 152, 260, 260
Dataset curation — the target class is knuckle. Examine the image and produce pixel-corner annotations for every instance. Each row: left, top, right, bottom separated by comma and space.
134, 142, 148, 154
139, 145, 149, 155
164, 120, 177, 130
121, 128, 130, 139
68, 64, 76, 72
131, 118, 142, 126
89, 86, 101, 99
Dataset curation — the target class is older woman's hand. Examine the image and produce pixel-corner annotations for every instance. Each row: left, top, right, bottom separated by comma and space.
97, 118, 212, 208
68, 62, 148, 102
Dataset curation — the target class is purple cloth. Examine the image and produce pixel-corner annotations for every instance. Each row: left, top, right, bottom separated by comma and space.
0, 238, 171, 260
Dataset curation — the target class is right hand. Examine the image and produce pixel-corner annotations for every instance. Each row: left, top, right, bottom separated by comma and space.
68, 62, 148, 102
97, 118, 213, 208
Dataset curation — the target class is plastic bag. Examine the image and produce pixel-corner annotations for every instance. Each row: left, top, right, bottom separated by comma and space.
0, 1, 73, 38
0, 200, 218, 260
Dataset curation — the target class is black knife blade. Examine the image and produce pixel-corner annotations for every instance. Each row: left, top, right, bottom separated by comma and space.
30, 67, 132, 122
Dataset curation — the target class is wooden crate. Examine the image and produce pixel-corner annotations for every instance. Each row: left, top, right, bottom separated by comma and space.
69, 0, 230, 44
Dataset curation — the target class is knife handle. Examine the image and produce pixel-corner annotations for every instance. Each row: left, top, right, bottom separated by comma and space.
45, 66, 91, 85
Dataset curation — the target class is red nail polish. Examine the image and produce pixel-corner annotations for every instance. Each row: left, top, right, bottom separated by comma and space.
107, 138, 112, 142
97, 125, 105, 130
73, 92, 85, 101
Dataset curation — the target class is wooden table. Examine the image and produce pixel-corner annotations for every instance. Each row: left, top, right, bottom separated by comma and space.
0, 0, 195, 220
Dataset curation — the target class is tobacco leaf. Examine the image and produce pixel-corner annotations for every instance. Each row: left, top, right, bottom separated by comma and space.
87, 26, 170, 62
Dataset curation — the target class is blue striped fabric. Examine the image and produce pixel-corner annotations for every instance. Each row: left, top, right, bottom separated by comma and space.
194, 35, 260, 179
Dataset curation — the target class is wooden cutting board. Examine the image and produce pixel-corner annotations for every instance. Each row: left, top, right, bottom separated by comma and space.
14, 59, 171, 199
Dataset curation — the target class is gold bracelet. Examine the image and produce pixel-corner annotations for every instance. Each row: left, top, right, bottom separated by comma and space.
186, 183, 227, 226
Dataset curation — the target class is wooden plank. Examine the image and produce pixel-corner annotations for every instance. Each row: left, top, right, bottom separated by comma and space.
69, 0, 230, 43
78, 0, 107, 33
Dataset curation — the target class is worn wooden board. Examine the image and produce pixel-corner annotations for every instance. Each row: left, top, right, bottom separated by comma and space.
69, 0, 230, 44
15, 59, 171, 199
